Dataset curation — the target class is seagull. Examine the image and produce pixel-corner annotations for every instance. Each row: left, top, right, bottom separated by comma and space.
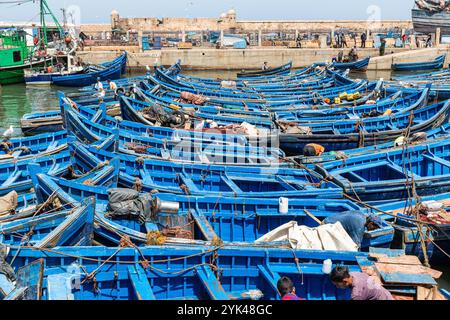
2, 126, 13, 139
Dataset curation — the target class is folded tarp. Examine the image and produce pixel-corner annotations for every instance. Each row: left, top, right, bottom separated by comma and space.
0, 191, 18, 217
255, 221, 358, 251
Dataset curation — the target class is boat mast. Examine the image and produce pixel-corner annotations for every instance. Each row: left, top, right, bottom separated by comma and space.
39, 0, 65, 46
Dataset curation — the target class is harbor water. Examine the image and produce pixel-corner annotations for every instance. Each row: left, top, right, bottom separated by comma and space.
0, 70, 448, 292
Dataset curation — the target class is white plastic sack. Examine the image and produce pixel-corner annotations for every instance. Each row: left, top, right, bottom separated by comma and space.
422, 200, 444, 212
240, 122, 259, 137
221, 80, 237, 89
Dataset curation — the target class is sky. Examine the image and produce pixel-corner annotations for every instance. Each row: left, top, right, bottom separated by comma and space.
0, 0, 415, 24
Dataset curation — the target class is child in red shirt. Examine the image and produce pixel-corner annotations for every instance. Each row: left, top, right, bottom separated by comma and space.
277, 277, 304, 301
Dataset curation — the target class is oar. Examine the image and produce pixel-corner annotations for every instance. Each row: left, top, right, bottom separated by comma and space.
303, 209, 323, 226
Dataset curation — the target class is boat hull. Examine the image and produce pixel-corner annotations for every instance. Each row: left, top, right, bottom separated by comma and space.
392, 55, 446, 72
391, 220, 450, 264
52, 53, 127, 87
0, 58, 51, 85
24, 73, 55, 86
412, 8, 450, 34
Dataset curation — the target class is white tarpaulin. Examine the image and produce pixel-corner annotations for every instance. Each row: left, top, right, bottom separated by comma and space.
255, 221, 359, 252
0, 191, 18, 217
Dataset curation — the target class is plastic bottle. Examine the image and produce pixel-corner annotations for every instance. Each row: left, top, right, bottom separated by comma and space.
322, 259, 333, 274
279, 197, 289, 214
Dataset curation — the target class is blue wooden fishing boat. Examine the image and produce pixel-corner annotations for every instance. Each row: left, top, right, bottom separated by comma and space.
156, 66, 334, 93
3, 244, 442, 300
66, 139, 342, 199
412, 7, 450, 35
0, 245, 365, 300
315, 136, 450, 203
0, 198, 94, 248
117, 93, 275, 129
375, 193, 450, 263
51, 52, 127, 87
70, 101, 253, 148
0, 130, 67, 156
31, 164, 392, 250
141, 78, 386, 112
0, 129, 119, 198
154, 68, 341, 98
280, 99, 450, 156
387, 80, 450, 100
178, 65, 319, 86
20, 91, 123, 136
297, 122, 450, 165
392, 68, 450, 82
78, 75, 147, 93
0, 144, 70, 196
276, 88, 429, 122
332, 57, 371, 72
63, 107, 284, 166
20, 110, 65, 136
392, 55, 446, 72
316, 58, 370, 72
236, 61, 292, 78
148, 70, 366, 104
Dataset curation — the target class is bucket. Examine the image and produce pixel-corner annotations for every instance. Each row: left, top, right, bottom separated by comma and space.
153, 198, 180, 215
322, 259, 333, 274
279, 197, 289, 214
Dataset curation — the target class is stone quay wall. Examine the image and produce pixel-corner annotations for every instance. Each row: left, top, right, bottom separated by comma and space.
77, 46, 450, 72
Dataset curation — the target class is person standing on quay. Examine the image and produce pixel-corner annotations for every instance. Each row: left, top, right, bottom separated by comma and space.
379, 39, 386, 56
341, 33, 348, 48
361, 32, 367, 48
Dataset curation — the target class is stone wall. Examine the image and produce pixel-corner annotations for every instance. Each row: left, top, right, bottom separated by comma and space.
108, 18, 412, 33
80, 24, 111, 33
91, 10, 413, 35
77, 47, 421, 71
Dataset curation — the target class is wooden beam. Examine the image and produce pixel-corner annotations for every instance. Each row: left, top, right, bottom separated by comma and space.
257, 264, 280, 295
417, 285, 446, 301
190, 209, 218, 241
374, 255, 422, 266
375, 262, 442, 279
127, 265, 156, 300
195, 265, 229, 300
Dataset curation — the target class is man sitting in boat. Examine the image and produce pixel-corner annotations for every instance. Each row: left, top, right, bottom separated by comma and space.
107, 79, 117, 91
95, 78, 103, 91
107, 79, 119, 99
303, 143, 325, 157
348, 46, 359, 62
262, 62, 270, 71
98, 88, 106, 103
330, 266, 394, 300
337, 51, 344, 63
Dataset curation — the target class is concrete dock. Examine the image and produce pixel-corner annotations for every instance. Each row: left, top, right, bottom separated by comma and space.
77, 46, 450, 71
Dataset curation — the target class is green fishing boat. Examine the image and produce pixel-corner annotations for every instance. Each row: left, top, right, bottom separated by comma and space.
0, 0, 65, 85
0, 28, 51, 85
